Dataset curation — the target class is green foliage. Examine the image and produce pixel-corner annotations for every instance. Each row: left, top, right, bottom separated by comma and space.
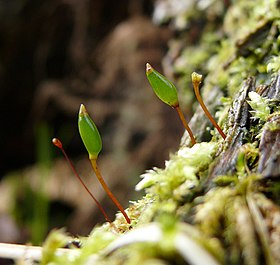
247, 92, 270, 121
41, 229, 71, 265
267, 55, 280, 74
32, 122, 52, 245
10, 122, 52, 245
136, 142, 218, 200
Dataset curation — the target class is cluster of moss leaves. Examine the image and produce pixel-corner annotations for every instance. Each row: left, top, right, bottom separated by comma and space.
39, 1, 280, 264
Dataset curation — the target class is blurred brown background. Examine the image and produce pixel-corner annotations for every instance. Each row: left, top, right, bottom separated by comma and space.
0, 0, 183, 246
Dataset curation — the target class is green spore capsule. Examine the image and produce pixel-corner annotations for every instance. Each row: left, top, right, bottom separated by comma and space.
78, 104, 102, 160
146, 63, 196, 146
146, 63, 179, 108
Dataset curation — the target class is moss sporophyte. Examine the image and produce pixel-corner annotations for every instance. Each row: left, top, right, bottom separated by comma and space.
146, 63, 196, 146
78, 104, 131, 224
191, 72, 226, 140
52, 104, 131, 224
52, 138, 111, 223
146, 63, 226, 143
78, 104, 130, 223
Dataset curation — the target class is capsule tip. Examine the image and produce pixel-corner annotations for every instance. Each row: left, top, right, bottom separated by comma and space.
79, 103, 87, 116
191, 72, 203, 85
52, 138, 63, 149
146, 63, 152, 73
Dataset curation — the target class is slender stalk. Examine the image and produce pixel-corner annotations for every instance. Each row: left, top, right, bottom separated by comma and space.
175, 106, 196, 146
90, 159, 131, 224
52, 138, 111, 223
192, 72, 226, 140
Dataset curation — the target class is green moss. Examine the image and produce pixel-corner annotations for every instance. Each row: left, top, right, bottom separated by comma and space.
267, 54, 280, 74
136, 142, 218, 201
41, 229, 72, 265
